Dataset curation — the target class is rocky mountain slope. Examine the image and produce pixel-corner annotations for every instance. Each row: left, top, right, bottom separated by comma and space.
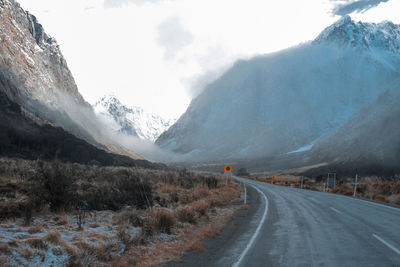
94, 95, 175, 142
0, 70, 164, 167
157, 16, 400, 172
304, 79, 400, 176
0, 0, 156, 165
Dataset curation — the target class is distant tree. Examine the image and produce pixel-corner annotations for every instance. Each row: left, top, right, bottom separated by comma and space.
236, 168, 249, 177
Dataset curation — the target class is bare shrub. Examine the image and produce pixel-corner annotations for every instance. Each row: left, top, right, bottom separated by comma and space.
373, 194, 386, 202
54, 215, 68, 226
175, 207, 197, 224
44, 231, 62, 245
145, 209, 175, 235
194, 187, 210, 199
32, 161, 75, 212
0, 242, 11, 255
96, 238, 120, 262
25, 238, 49, 250
117, 225, 145, 251
115, 209, 144, 227
69, 240, 98, 267
204, 176, 218, 189
192, 200, 209, 216
28, 225, 43, 234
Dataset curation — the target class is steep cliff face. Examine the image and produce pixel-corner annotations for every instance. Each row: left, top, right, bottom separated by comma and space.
0, 66, 165, 168
0, 0, 82, 103
0, 0, 145, 161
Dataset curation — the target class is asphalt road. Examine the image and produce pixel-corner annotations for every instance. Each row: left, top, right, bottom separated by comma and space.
227, 177, 400, 267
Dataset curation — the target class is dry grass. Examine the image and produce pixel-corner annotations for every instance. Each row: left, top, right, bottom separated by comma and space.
27, 225, 43, 234
175, 206, 197, 224
0, 242, 12, 255
0, 158, 243, 266
25, 238, 48, 250
192, 200, 209, 216
194, 186, 210, 199
145, 209, 176, 235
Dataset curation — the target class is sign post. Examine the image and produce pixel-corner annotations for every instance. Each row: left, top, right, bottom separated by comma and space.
244, 183, 247, 204
353, 174, 359, 198
300, 176, 304, 189
327, 173, 336, 189
224, 165, 232, 185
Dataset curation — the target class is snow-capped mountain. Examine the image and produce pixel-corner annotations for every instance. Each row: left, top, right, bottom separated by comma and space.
94, 95, 176, 142
314, 16, 400, 54
157, 16, 400, 168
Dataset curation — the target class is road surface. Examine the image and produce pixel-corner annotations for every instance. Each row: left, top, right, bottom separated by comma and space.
227, 177, 400, 266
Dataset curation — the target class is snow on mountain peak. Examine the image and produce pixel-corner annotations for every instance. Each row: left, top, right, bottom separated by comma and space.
93, 95, 176, 142
314, 16, 400, 54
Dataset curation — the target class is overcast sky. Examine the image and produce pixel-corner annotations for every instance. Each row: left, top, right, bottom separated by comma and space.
17, 0, 400, 119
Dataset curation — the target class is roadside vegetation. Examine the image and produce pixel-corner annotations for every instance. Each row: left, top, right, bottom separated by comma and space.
243, 175, 400, 206
0, 158, 242, 266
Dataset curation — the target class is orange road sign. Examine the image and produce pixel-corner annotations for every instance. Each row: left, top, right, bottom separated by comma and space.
272, 175, 277, 179
224, 165, 232, 172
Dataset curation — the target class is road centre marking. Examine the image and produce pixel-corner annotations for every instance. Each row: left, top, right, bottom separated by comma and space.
330, 207, 342, 214
373, 234, 400, 255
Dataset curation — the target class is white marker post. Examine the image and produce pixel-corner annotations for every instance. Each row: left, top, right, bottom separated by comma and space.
353, 174, 359, 198
244, 184, 247, 204
300, 176, 304, 189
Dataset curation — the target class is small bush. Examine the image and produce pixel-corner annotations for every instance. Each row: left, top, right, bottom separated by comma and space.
32, 162, 75, 212
44, 231, 62, 245
25, 238, 49, 250
194, 187, 210, 200
176, 207, 197, 224
204, 177, 218, 189
115, 209, 144, 227
146, 209, 175, 235
28, 225, 43, 234
0, 242, 11, 255
192, 201, 209, 216
69, 241, 98, 267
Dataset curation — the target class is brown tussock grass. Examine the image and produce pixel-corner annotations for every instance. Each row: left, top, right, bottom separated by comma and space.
0, 242, 12, 255
44, 230, 73, 254
131, 211, 236, 266
28, 225, 43, 234
194, 186, 210, 199
89, 223, 100, 228
25, 238, 48, 250
145, 209, 176, 235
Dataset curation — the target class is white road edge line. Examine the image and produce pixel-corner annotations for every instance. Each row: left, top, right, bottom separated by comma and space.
330, 207, 342, 214
373, 234, 400, 255
232, 179, 269, 267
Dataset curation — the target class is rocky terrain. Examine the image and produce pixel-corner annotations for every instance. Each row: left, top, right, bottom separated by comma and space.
0, 0, 146, 164
94, 95, 176, 142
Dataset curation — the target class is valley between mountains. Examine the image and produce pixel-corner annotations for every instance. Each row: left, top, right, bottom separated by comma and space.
0, 0, 400, 266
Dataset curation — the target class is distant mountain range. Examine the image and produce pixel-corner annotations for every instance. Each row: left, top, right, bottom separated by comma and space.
2, 0, 399, 175
157, 16, 400, 175
93, 95, 176, 142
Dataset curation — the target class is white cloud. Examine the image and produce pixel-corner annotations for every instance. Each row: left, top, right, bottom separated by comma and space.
103, 0, 170, 8
16, 0, 399, 119
157, 17, 193, 60
330, 0, 390, 16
